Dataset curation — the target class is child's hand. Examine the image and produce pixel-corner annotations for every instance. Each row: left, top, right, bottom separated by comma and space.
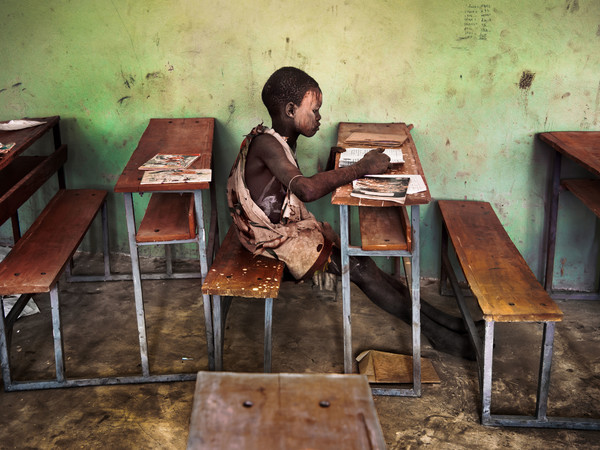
356, 148, 390, 175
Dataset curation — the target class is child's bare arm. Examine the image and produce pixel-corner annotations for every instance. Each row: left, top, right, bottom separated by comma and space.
258, 140, 390, 203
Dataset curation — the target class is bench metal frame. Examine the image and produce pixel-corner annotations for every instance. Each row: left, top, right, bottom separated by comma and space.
544, 151, 600, 301
1, 196, 210, 391
122, 189, 216, 374
339, 204, 422, 397
441, 222, 600, 430
212, 295, 274, 373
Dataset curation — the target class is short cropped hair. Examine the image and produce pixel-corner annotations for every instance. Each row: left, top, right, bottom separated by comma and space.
261, 67, 320, 117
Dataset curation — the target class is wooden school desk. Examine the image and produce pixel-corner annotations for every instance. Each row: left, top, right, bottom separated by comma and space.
187, 372, 386, 450
539, 131, 600, 300
332, 122, 431, 397
0, 116, 64, 240
114, 118, 218, 378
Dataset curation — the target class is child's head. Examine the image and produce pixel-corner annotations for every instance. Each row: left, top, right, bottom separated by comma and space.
262, 67, 320, 118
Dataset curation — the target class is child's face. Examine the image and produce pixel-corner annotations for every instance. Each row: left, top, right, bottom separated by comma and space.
293, 88, 322, 137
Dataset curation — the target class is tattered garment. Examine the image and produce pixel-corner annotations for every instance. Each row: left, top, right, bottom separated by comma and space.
227, 125, 332, 280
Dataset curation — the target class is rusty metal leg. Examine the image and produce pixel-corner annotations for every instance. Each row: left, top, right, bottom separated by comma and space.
0, 297, 13, 388
264, 297, 273, 373
535, 321, 555, 422
544, 152, 562, 293
123, 193, 150, 377
481, 320, 495, 425
49, 285, 66, 383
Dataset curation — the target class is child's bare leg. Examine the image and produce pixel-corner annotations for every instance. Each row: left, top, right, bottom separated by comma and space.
378, 269, 467, 333
327, 250, 475, 360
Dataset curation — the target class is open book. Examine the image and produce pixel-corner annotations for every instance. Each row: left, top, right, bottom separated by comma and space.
139, 153, 200, 170
351, 176, 410, 204
339, 147, 404, 167
140, 169, 212, 185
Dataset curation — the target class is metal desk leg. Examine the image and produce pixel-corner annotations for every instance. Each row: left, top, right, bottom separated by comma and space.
410, 205, 422, 396
212, 294, 222, 371
544, 152, 562, 293
193, 191, 215, 371
339, 205, 353, 374
481, 320, 495, 424
264, 297, 273, 373
123, 193, 150, 377
535, 321, 556, 422
0, 298, 13, 387
49, 285, 66, 383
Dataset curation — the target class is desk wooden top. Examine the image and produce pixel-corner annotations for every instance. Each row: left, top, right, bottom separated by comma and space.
0, 116, 60, 171
539, 131, 600, 177
187, 372, 385, 450
114, 118, 215, 193
332, 122, 431, 206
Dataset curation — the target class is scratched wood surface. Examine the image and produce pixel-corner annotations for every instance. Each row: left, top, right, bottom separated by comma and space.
114, 118, 214, 193
359, 206, 411, 251
561, 178, 600, 218
201, 227, 284, 299
136, 193, 196, 242
0, 116, 60, 171
332, 122, 431, 206
187, 372, 386, 450
539, 131, 600, 177
0, 189, 107, 294
439, 200, 563, 323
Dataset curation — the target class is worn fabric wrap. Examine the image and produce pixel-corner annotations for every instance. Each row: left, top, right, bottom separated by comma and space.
226, 124, 332, 280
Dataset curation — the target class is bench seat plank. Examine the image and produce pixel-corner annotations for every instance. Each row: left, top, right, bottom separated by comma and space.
439, 200, 563, 322
359, 206, 411, 251
561, 178, 600, 218
0, 189, 107, 294
202, 227, 284, 298
136, 193, 195, 242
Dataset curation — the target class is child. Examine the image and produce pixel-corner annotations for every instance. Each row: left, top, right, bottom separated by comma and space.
227, 66, 474, 359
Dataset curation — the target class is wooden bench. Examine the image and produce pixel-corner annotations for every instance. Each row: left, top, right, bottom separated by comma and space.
202, 226, 284, 372
438, 200, 567, 428
0, 188, 108, 391
187, 372, 386, 449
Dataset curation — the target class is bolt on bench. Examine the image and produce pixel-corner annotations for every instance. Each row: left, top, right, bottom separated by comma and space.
439, 200, 598, 430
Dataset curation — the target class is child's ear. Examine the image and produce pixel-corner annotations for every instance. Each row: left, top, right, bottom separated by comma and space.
284, 102, 296, 118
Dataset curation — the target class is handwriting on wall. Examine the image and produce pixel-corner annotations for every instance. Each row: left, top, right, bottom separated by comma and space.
460, 3, 491, 41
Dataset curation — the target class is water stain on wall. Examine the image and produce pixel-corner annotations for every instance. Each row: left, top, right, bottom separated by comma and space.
566, 0, 580, 13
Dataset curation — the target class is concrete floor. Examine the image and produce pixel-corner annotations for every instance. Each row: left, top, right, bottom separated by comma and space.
0, 253, 599, 449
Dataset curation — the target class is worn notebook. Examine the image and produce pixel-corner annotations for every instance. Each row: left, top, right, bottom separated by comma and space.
139, 153, 200, 170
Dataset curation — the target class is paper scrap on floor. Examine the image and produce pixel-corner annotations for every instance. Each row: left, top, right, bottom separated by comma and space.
357, 350, 440, 384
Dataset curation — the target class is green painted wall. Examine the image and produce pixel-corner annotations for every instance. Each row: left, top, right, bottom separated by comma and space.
1, 0, 599, 290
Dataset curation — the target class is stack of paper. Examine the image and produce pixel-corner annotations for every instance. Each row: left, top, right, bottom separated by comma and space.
141, 169, 212, 185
